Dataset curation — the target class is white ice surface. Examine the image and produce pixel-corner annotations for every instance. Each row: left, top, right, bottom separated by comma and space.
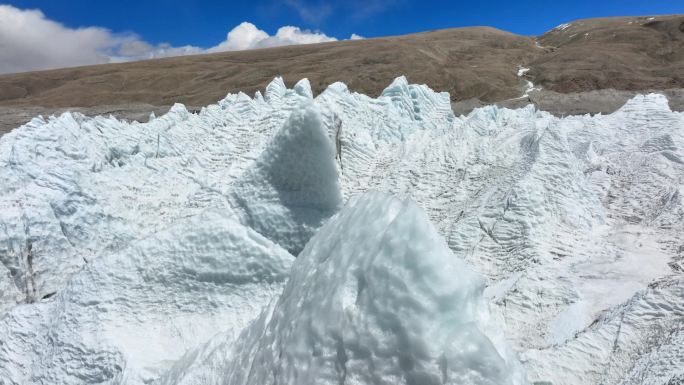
0, 76, 682, 385
163, 192, 526, 385
514, 66, 539, 99
228, 100, 342, 254
0, 210, 294, 384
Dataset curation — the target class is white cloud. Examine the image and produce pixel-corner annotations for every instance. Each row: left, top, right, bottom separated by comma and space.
0, 5, 359, 74
208, 22, 336, 53
350, 33, 365, 40
209, 22, 270, 52
268, 25, 336, 45
0, 5, 117, 73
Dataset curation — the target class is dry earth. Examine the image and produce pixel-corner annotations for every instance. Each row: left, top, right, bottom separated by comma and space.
1, 14, 683, 134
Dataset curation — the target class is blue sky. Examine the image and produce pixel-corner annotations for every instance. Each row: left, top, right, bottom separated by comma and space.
5, 0, 683, 46
0, 1, 682, 74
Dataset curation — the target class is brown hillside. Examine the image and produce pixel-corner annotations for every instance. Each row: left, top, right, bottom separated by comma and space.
0, 27, 537, 108
530, 15, 684, 93
0, 14, 683, 135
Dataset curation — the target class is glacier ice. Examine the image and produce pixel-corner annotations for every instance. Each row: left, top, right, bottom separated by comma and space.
0, 211, 294, 384
164, 192, 526, 385
228, 100, 343, 254
0, 75, 683, 385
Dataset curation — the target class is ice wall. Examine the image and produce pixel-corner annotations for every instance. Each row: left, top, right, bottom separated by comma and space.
164, 192, 526, 385
228, 101, 342, 255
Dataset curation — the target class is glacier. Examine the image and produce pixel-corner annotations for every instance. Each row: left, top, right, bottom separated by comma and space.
227, 100, 343, 254
0, 211, 294, 384
163, 192, 526, 385
0, 75, 682, 385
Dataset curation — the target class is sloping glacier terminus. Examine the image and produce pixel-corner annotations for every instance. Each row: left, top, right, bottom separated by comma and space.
0, 76, 682, 384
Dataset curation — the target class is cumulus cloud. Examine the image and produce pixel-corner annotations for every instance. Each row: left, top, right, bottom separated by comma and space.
0, 5, 116, 73
0, 5, 361, 74
208, 22, 336, 53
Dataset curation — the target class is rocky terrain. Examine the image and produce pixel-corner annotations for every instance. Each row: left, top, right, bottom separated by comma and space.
0, 14, 683, 134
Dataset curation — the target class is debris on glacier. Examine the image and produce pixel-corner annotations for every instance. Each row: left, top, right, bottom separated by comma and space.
163, 192, 527, 385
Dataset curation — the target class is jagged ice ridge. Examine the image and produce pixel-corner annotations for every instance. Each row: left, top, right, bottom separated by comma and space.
0, 76, 682, 385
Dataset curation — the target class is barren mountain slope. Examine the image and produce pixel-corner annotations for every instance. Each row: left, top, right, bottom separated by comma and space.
0, 27, 537, 107
530, 15, 684, 93
0, 14, 683, 135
